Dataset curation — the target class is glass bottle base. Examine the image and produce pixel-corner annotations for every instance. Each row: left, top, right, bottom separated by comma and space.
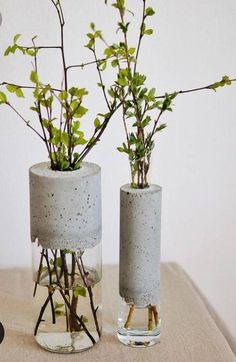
117, 329, 160, 348
35, 331, 99, 353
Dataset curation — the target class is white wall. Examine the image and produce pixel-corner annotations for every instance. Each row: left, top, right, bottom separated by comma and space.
0, 0, 236, 340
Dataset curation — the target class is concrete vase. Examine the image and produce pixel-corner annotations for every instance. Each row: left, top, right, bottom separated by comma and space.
118, 183, 162, 347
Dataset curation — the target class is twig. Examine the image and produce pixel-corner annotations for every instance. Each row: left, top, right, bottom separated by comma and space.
92, 46, 111, 111
155, 78, 236, 99
78, 97, 124, 162
134, 0, 146, 74
0, 81, 60, 92
124, 304, 135, 329
60, 250, 70, 331
79, 255, 101, 338
33, 249, 44, 297
66, 57, 110, 71
44, 250, 56, 325
148, 305, 153, 331
59, 289, 96, 345
34, 292, 53, 336
7, 103, 45, 141
152, 305, 158, 327
19, 45, 62, 50
74, 254, 101, 337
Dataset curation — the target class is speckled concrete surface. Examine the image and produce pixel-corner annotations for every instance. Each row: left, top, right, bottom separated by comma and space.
30, 162, 101, 250
119, 184, 161, 307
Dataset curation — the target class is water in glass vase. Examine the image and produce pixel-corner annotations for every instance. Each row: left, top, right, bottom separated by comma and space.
32, 247, 102, 353
117, 298, 161, 347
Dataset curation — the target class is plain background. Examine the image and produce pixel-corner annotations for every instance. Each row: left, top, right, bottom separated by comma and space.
0, 0, 236, 341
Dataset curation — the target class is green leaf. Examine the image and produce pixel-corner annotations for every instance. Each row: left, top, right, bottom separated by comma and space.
61, 160, 70, 171
145, 7, 155, 17
98, 60, 107, 71
94, 30, 102, 39
61, 132, 69, 146
142, 116, 151, 127
68, 87, 88, 98
73, 286, 86, 298
55, 257, 62, 267
74, 161, 81, 170
222, 75, 231, 85
30, 70, 39, 84
4, 46, 12, 56
155, 123, 167, 133
59, 90, 68, 101
6, 84, 24, 98
117, 146, 125, 153
74, 106, 88, 118
73, 136, 87, 146
104, 47, 114, 58
209, 75, 232, 90
82, 316, 88, 323
72, 120, 81, 133
108, 88, 116, 98
0, 91, 7, 104
117, 77, 127, 86
6, 84, 17, 93
144, 29, 154, 35
148, 88, 156, 99
26, 49, 37, 56
94, 117, 101, 128
15, 88, 24, 98
75, 88, 89, 98
55, 310, 66, 317
13, 34, 21, 44
90, 22, 95, 31
128, 47, 136, 55
111, 59, 119, 68
54, 302, 64, 310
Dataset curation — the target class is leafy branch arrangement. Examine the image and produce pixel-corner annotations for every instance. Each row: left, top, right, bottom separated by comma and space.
85, 0, 236, 333
86, 0, 235, 188
0, 0, 121, 171
0, 0, 114, 346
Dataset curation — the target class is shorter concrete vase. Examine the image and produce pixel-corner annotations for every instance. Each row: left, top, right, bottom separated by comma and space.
30, 162, 102, 353
117, 184, 161, 347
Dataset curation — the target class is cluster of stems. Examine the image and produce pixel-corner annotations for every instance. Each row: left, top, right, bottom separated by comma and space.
0, 0, 122, 171
96, 0, 236, 188
124, 304, 159, 331
33, 247, 101, 345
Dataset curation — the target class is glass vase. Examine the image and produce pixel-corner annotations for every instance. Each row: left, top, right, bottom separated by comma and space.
30, 162, 102, 353
31, 242, 102, 353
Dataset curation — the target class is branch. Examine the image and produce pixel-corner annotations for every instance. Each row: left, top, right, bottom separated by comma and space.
7, 103, 45, 141
66, 57, 113, 71
145, 109, 163, 151
50, 0, 64, 26
134, 0, 146, 74
19, 45, 62, 50
0, 82, 61, 92
156, 78, 236, 99
92, 47, 111, 111
79, 97, 124, 162
32, 37, 51, 157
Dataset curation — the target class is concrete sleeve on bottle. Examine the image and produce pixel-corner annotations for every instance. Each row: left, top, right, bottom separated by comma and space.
29, 162, 101, 250
119, 184, 161, 306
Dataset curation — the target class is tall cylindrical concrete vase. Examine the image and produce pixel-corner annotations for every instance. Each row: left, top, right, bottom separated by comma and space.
118, 184, 162, 347
30, 162, 102, 353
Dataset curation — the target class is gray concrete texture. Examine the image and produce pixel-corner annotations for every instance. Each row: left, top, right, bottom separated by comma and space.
29, 162, 101, 250
119, 184, 162, 306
